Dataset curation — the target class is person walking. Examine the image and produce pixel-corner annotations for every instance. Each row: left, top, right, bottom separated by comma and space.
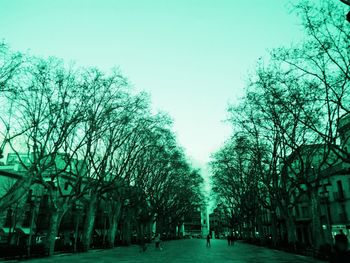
155, 233, 162, 251
206, 234, 211, 248
227, 234, 231, 246
231, 232, 235, 246
139, 236, 147, 252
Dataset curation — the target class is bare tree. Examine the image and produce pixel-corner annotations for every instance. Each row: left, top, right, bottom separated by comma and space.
273, 0, 350, 163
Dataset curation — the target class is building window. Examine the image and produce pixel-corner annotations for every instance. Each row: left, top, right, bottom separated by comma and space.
4, 209, 13, 227
295, 206, 300, 217
301, 206, 309, 218
340, 204, 348, 222
22, 211, 31, 227
337, 180, 344, 199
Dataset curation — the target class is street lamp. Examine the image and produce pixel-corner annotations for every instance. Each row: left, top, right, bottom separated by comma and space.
320, 179, 332, 244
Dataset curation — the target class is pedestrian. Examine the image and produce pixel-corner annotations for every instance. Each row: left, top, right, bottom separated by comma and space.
329, 232, 350, 263
139, 237, 147, 252
206, 234, 211, 247
231, 233, 235, 246
227, 234, 231, 246
155, 233, 162, 251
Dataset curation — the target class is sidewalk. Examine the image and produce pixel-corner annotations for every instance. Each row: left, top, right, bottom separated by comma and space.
20, 239, 323, 263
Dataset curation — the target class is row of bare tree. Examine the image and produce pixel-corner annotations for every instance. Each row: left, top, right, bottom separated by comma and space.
0, 43, 204, 256
210, 0, 349, 251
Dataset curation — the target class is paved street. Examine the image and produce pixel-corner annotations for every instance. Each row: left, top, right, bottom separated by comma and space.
25, 239, 323, 263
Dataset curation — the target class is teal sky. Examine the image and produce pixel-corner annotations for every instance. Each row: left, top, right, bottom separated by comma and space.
0, 0, 308, 169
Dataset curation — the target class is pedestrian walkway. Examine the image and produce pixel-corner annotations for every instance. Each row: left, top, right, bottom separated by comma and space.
25, 239, 323, 263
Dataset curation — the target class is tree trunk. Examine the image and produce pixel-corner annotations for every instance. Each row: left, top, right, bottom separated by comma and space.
44, 209, 61, 256
123, 220, 131, 245
145, 220, 152, 241
177, 223, 181, 237
82, 194, 97, 252
122, 209, 132, 245
107, 201, 121, 248
256, 213, 263, 241
73, 213, 80, 253
310, 189, 324, 249
270, 211, 278, 247
286, 212, 297, 247
136, 222, 144, 244
156, 215, 164, 235
27, 202, 39, 257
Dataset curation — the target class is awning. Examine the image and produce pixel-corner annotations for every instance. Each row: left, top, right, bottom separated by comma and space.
15, 227, 31, 235
0, 227, 12, 235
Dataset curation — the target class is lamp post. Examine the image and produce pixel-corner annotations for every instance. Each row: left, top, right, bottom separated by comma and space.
320, 177, 332, 244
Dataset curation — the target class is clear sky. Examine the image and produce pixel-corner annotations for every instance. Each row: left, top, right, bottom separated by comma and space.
0, 0, 308, 169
